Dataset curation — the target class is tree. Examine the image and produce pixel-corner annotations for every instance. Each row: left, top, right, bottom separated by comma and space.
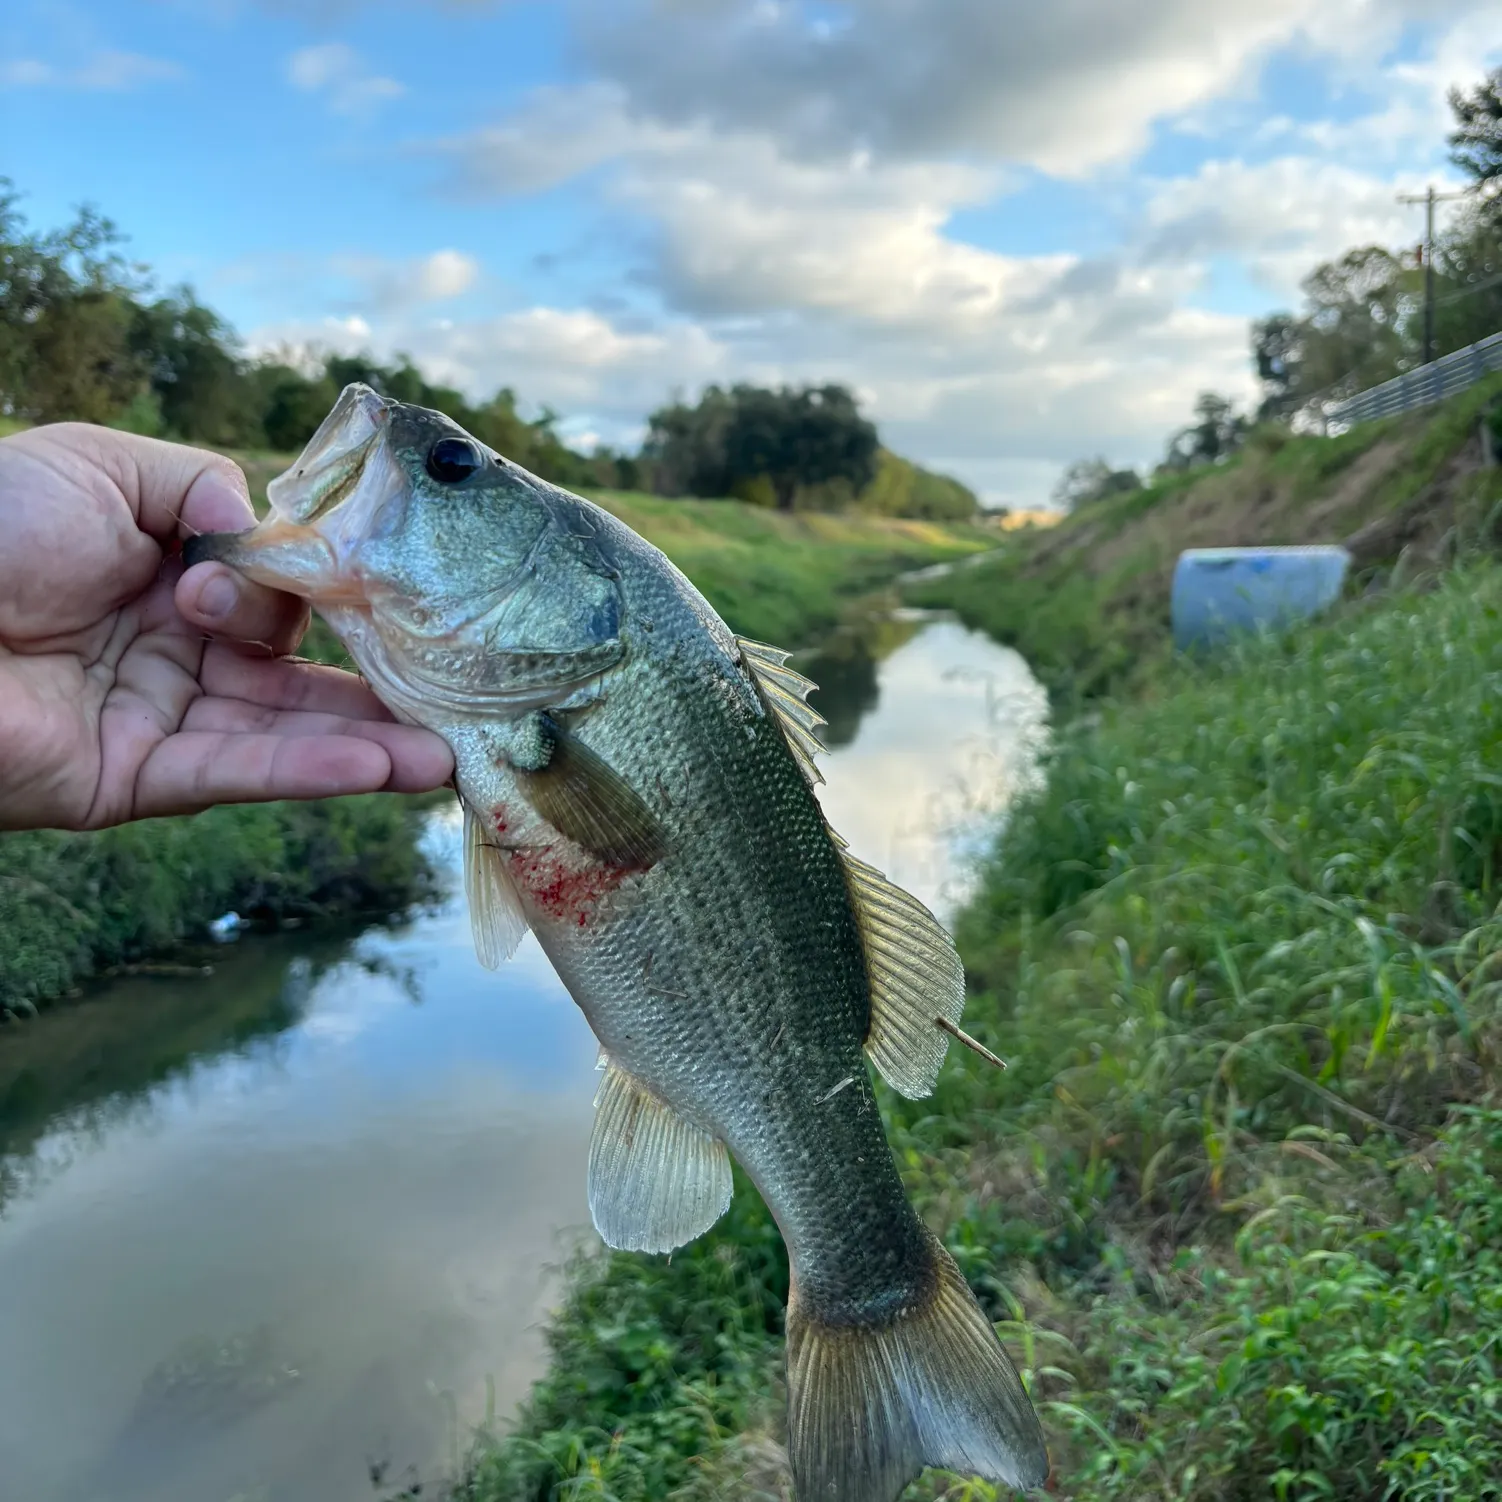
1433, 206, 1502, 355
1159, 393, 1248, 473
131, 289, 255, 445
725, 385, 878, 511
1449, 67, 1502, 205
1249, 248, 1419, 423
1050, 456, 1141, 512
643, 386, 737, 498
645, 383, 878, 511
857, 449, 978, 521
1251, 313, 1306, 422
0, 181, 149, 423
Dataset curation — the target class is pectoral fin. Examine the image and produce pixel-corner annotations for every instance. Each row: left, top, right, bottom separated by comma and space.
835, 836, 966, 1099
463, 804, 530, 967
512, 717, 667, 870
737, 637, 828, 786
588, 1060, 733, 1253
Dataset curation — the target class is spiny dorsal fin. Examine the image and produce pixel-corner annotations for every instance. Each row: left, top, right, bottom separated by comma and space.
513, 719, 667, 870
463, 803, 530, 968
840, 848, 966, 1099
736, 637, 828, 786
589, 1058, 733, 1254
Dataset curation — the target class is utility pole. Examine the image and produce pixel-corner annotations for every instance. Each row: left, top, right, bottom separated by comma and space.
1398, 184, 1471, 366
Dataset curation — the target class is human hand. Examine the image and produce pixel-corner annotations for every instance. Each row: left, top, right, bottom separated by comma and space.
0, 423, 454, 832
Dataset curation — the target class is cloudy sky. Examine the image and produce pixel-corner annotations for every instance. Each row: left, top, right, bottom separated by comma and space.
3, 1, 1497, 506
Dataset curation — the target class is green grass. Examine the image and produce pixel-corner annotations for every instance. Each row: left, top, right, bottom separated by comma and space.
588, 491, 990, 646
442, 564, 1502, 1502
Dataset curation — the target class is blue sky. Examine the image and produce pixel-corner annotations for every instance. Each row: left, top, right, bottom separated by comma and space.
3, 0, 1496, 506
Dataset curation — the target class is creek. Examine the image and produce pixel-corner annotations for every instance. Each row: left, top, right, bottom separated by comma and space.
0, 614, 1046, 1502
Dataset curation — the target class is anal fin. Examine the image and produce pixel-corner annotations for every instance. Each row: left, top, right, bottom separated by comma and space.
839, 846, 966, 1099
589, 1060, 732, 1254
463, 804, 530, 968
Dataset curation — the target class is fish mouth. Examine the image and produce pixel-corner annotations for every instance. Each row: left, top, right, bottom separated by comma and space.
182, 383, 391, 603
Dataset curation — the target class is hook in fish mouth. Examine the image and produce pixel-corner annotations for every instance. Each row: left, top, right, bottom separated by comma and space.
180, 518, 348, 600
180, 383, 393, 602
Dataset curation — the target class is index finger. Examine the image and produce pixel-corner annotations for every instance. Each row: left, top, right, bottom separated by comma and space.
43, 423, 258, 541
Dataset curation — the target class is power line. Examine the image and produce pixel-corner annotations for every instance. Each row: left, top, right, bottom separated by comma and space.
1398, 184, 1477, 365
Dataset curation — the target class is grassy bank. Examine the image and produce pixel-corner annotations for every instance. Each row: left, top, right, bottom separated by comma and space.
445, 552, 1502, 1498
0, 795, 439, 1014
906, 376, 1502, 702
587, 490, 989, 645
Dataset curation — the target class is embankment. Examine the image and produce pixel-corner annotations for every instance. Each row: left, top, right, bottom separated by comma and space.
453, 383, 1502, 1502
907, 375, 1502, 701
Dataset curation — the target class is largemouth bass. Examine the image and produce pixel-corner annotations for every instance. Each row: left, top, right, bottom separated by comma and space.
186, 384, 1049, 1500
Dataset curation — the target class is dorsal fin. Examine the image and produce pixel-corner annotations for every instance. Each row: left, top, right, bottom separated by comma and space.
838, 845, 966, 1099
736, 637, 828, 786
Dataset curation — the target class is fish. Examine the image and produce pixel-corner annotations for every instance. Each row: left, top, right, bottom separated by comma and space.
184, 383, 1050, 1501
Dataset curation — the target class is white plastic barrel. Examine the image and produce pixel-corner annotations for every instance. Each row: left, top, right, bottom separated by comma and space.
1171, 546, 1350, 650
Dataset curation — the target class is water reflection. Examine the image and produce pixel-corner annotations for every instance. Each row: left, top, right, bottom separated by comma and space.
0, 615, 1046, 1502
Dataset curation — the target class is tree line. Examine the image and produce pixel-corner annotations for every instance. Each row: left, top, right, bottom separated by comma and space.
1055, 66, 1502, 512
0, 183, 977, 520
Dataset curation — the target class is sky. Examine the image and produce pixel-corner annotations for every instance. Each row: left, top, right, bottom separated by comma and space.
2, 0, 1498, 508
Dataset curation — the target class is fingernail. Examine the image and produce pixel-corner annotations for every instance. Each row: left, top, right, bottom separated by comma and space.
198, 573, 238, 621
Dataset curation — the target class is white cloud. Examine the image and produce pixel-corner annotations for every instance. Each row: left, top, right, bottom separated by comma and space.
1, 50, 182, 90
568, 0, 1497, 176
246, 304, 729, 449
1135, 156, 1451, 295
287, 42, 405, 118
224, 0, 1499, 509
414, 249, 479, 300
329, 249, 481, 309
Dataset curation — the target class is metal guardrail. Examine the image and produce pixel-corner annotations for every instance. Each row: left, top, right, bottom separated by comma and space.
1325, 330, 1502, 429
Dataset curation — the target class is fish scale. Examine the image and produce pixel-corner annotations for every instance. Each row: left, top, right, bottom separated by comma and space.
184, 382, 1050, 1502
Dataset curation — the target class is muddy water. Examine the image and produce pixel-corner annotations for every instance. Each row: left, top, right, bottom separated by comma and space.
0, 617, 1045, 1502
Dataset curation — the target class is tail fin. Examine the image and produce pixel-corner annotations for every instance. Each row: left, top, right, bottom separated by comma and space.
785, 1233, 1049, 1502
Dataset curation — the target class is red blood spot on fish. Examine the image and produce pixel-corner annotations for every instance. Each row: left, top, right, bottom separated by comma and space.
505, 847, 628, 928
493, 809, 508, 833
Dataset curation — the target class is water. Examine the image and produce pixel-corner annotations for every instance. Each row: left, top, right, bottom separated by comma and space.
0, 617, 1045, 1502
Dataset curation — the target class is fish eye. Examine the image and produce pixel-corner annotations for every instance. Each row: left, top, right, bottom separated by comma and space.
426, 437, 483, 484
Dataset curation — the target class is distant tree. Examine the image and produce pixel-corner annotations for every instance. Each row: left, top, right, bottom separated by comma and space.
1433, 206, 1502, 354
723, 384, 878, 511
1449, 67, 1502, 207
645, 383, 877, 511
1251, 313, 1306, 422
131, 289, 255, 445
643, 386, 737, 498
856, 449, 978, 521
1159, 393, 1248, 473
254, 363, 340, 451
1051, 455, 1141, 511
26, 289, 143, 425
0, 182, 149, 423
1249, 248, 1417, 422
